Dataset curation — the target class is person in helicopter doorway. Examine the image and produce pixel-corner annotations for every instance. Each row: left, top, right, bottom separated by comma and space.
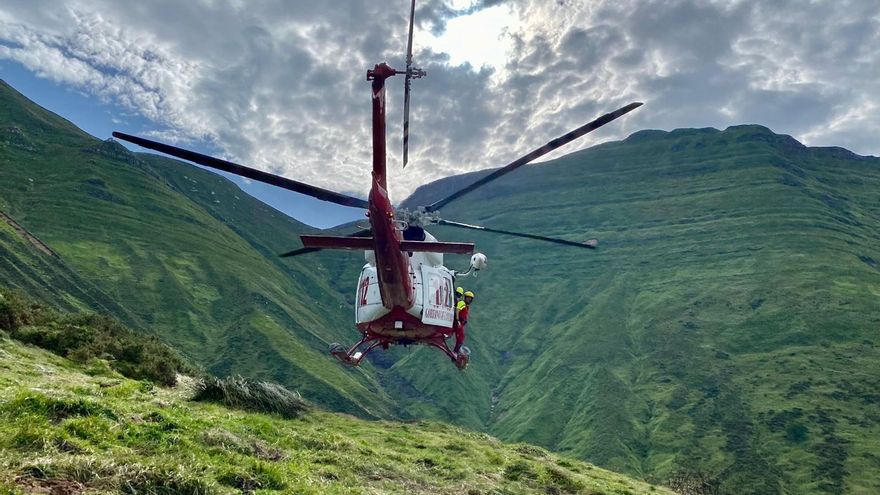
454, 290, 474, 355
445, 287, 465, 340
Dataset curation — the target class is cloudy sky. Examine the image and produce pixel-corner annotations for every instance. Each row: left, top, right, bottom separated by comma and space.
1, 0, 878, 226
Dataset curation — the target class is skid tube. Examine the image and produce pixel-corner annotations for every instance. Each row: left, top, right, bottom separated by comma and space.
330, 330, 469, 370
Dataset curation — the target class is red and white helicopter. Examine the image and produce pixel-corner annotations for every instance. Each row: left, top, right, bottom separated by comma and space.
113, 0, 641, 370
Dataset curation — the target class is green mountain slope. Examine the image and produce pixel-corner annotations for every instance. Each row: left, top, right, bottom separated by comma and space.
0, 80, 391, 418
0, 209, 141, 322
391, 126, 880, 493
5, 76, 880, 493
0, 333, 674, 495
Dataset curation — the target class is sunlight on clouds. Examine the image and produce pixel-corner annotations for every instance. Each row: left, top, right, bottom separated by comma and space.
800, 100, 878, 151
0, 0, 877, 205
422, 4, 518, 71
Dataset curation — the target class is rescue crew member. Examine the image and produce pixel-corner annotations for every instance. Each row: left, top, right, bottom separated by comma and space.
442, 287, 466, 339
454, 290, 474, 354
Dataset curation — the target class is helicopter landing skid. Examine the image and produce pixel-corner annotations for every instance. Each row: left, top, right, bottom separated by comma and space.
329, 331, 469, 370
453, 346, 470, 370
329, 338, 384, 366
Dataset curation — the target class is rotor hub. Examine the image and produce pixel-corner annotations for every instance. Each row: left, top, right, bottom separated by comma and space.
396, 207, 439, 228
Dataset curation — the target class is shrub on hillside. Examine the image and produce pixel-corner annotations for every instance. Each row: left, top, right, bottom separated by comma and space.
0, 289, 52, 331
668, 470, 721, 495
192, 376, 310, 419
0, 287, 191, 386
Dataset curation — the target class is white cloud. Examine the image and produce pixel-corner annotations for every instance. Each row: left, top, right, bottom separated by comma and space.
423, 3, 519, 71
0, 0, 878, 209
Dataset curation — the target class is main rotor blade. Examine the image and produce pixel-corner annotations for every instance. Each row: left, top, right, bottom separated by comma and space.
403, 76, 412, 168
402, 0, 416, 168
437, 219, 597, 249
424, 102, 643, 212
112, 132, 369, 209
405, 0, 416, 67
279, 228, 373, 258
403, 78, 410, 168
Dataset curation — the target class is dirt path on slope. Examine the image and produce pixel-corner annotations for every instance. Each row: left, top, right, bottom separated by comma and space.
0, 211, 58, 257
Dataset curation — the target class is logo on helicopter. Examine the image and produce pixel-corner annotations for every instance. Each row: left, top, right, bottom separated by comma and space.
358, 275, 370, 306
424, 273, 454, 322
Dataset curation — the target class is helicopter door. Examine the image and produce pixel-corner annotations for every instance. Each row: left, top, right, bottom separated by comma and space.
355, 264, 390, 324
420, 265, 455, 328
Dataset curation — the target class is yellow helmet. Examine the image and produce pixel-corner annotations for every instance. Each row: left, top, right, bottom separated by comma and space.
464, 291, 475, 298
456, 286, 464, 295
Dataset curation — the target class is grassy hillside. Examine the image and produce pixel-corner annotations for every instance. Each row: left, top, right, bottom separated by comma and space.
0, 333, 673, 494
0, 79, 391, 418
0, 209, 142, 323
390, 126, 880, 493
5, 76, 880, 493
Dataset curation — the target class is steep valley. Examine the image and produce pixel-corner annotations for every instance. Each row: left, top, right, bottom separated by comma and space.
3, 78, 880, 493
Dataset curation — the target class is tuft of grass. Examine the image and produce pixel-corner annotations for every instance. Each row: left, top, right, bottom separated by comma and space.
192, 375, 310, 419
18, 456, 216, 495
504, 460, 538, 481
200, 428, 288, 461
516, 443, 549, 458
200, 428, 249, 453
0, 481, 26, 495
216, 460, 286, 492
1, 391, 115, 422
543, 466, 586, 494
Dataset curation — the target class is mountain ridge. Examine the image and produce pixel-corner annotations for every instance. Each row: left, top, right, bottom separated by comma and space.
400, 123, 876, 211
3, 78, 880, 493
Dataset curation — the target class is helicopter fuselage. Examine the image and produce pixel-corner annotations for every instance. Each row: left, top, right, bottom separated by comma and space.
109, 1, 639, 371
354, 64, 468, 341
284, 62, 475, 368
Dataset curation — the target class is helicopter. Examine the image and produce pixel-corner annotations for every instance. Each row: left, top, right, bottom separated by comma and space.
112, 0, 642, 370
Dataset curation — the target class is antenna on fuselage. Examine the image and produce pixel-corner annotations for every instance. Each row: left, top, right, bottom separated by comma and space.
401, 0, 426, 168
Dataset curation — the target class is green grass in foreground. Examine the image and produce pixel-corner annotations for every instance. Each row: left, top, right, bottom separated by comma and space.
0, 337, 674, 495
